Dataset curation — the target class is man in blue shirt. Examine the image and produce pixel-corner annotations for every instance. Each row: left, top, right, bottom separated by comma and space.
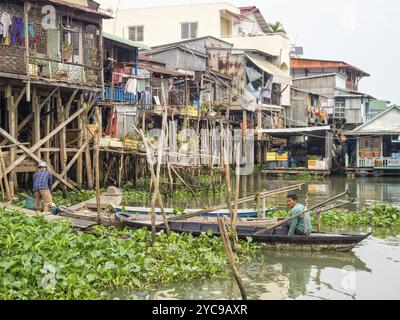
287, 193, 312, 236
33, 162, 53, 213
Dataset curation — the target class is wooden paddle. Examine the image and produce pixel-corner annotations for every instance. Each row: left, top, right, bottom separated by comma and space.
168, 183, 305, 222
253, 190, 350, 236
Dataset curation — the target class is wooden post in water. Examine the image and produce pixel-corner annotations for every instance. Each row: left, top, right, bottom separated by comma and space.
0, 147, 12, 201
95, 107, 102, 223
218, 218, 247, 300
232, 144, 240, 235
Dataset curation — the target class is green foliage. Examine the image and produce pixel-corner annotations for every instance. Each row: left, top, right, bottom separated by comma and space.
270, 204, 400, 229
121, 173, 226, 206
0, 208, 259, 300
289, 173, 324, 181
52, 190, 97, 207
268, 21, 286, 34
316, 204, 400, 229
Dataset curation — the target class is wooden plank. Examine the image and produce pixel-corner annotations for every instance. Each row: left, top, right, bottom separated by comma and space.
39, 87, 59, 110
0, 108, 85, 176
64, 89, 78, 117
0, 128, 78, 191
15, 87, 27, 109
51, 139, 90, 190
76, 97, 84, 186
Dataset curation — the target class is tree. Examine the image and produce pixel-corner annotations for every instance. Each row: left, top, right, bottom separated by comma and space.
268, 22, 287, 34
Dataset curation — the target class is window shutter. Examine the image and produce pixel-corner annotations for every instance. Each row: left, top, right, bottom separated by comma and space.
181, 23, 189, 39
129, 26, 144, 41
190, 23, 198, 39
137, 26, 144, 41
128, 27, 136, 41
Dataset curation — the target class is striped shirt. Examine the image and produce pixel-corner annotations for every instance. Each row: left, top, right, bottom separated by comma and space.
33, 170, 52, 192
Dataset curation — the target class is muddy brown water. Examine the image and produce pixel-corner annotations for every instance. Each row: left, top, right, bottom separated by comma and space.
119, 175, 400, 300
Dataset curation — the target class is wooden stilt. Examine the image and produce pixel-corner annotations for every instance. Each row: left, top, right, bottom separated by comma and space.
76, 97, 83, 186
95, 107, 102, 223
6, 85, 16, 196
0, 147, 12, 201
218, 218, 247, 301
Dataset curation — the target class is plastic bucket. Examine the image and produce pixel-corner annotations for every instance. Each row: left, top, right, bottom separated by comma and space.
25, 196, 59, 215
25, 197, 36, 211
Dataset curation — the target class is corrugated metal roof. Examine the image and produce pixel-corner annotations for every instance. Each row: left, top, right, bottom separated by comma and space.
259, 125, 331, 135
47, 0, 112, 18
350, 106, 400, 135
246, 54, 292, 86
291, 58, 370, 77
143, 66, 187, 77
103, 33, 151, 51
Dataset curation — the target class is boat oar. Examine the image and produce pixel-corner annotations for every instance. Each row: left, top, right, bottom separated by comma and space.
168, 183, 304, 222
254, 190, 350, 236
315, 200, 354, 232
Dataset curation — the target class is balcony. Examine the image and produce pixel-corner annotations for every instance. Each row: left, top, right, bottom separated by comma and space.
346, 81, 358, 92
358, 157, 400, 168
105, 85, 139, 103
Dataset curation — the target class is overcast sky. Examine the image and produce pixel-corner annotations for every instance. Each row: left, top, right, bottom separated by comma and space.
97, 0, 400, 104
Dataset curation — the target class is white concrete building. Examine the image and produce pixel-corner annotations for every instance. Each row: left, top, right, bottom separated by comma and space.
104, 2, 244, 46
103, 2, 291, 107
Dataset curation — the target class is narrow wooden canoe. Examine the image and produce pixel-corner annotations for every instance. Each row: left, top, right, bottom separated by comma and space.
115, 213, 371, 252
113, 206, 270, 218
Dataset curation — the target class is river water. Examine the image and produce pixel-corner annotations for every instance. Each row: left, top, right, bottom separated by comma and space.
124, 175, 400, 300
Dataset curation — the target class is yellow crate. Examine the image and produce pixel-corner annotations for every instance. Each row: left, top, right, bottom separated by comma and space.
276, 152, 289, 161
266, 152, 276, 161
308, 160, 318, 169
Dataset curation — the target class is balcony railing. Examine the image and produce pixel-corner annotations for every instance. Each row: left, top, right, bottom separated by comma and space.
358, 157, 400, 168
105, 85, 138, 103
346, 81, 359, 92
365, 112, 379, 122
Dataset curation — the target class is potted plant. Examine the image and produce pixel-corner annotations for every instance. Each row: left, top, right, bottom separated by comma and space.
213, 104, 225, 118
63, 43, 72, 61
88, 48, 97, 62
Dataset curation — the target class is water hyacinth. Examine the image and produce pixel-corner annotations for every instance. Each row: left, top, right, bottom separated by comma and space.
270, 204, 400, 229
0, 207, 259, 300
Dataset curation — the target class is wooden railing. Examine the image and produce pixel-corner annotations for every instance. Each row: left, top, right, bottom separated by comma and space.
358, 157, 400, 168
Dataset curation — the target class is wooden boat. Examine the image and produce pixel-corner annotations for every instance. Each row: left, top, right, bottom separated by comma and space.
113, 206, 270, 218
115, 212, 372, 252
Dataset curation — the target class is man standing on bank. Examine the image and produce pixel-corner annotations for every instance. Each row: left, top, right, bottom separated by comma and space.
287, 193, 312, 236
33, 161, 53, 213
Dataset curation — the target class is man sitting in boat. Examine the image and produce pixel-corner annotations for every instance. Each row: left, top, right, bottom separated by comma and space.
287, 193, 312, 236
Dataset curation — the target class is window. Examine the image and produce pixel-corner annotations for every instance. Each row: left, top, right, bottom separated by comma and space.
128, 26, 144, 42
181, 22, 198, 39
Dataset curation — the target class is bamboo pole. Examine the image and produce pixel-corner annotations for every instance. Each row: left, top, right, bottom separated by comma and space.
169, 183, 304, 222
221, 122, 233, 229
255, 191, 350, 235
0, 107, 86, 177
170, 165, 196, 197
95, 107, 102, 223
0, 128, 79, 192
232, 146, 240, 234
167, 163, 174, 192
52, 139, 90, 190
76, 96, 83, 186
0, 148, 11, 201
218, 218, 247, 300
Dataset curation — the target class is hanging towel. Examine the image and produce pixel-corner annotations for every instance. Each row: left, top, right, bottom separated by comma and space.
137, 79, 147, 92
262, 78, 273, 99
113, 68, 124, 84
168, 78, 174, 92
1, 12, 12, 39
125, 78, 137, 94
11, 17, 24, 46
245, 82, 262, 100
